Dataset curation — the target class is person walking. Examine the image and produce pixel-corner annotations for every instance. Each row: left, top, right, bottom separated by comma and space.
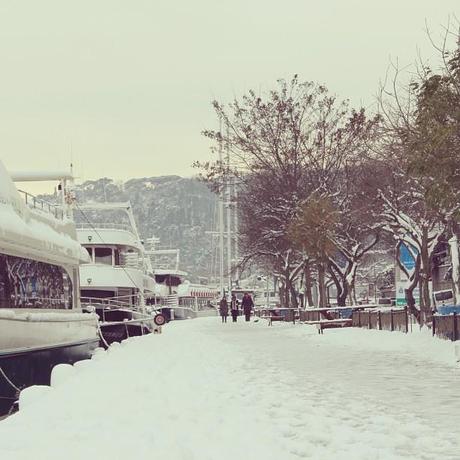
230, 294, 239, 323
219, 295, 229, 323
241, 292, 254, 322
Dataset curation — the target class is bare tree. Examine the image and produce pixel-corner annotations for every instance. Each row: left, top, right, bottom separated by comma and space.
376, 43, 459, 320
198, 76, 379, 307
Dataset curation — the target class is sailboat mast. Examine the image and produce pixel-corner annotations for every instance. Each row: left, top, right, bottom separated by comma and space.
234, 176, 239, 286
226, 123, 232, 294
218, 118, 225, 297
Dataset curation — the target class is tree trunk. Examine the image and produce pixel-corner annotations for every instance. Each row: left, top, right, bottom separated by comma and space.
405, 256, 422, 324
317, 262, 327, 308
283, 274, 291, 307
348, 283, 357, 305
449, 234, 460, 305
290, 284, 298, 308
405, 287, 419, 320
337, 284, 348, 307
279, 283, 285, 308
304, 260, 314, 307
420, 228, 432, 321
274, 276, 279, 304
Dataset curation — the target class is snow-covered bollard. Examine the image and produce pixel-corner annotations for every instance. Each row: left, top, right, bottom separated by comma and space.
92, 347, 109, 361
19, 385, 53, 411
73, 359, 92, 371
50, 363, 76, 388
120, 337, 134, 346
110, 341, 121, 349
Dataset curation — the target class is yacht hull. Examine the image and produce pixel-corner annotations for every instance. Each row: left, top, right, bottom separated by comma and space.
0, 338, 98, 416
0, 309, 99, 416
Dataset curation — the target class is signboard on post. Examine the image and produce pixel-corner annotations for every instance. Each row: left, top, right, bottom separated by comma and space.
399, 243, 416, 271
396, 243, 419, 306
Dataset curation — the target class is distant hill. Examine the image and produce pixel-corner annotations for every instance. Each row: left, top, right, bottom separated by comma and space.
44, 176, 218, 281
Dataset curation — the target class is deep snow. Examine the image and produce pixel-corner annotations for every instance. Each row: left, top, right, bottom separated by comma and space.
0, 318, 459, 460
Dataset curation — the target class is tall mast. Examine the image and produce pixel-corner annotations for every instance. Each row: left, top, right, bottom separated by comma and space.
218, 117, 225, 297
234, 176, 239, 286
226, 122, 232, 294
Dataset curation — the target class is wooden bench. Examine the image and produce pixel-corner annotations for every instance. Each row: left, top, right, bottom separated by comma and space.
261, 315, 284, 326
304, 318, 352, 334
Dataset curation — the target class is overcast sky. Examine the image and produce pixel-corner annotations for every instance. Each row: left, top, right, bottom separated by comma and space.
0, 1, 458, 193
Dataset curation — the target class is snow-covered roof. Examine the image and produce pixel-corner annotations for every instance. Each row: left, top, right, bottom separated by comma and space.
0, 160, 88, 266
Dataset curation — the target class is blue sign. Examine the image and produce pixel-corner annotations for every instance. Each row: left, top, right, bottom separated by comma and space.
399, 243, 417, 271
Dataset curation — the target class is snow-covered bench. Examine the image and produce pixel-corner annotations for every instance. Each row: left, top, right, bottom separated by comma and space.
304, 318, 352, 334
261, 314, 284, 326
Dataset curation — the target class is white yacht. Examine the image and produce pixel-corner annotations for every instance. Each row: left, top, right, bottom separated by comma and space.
177, 280, 219, 318
0, 161, 99, 416
76, 203, 164, 345
145, 240, 218, 319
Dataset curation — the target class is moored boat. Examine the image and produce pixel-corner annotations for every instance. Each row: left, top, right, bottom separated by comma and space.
0, 161, 99, 415
144, 238, 218, 320
76, 203, 164, 346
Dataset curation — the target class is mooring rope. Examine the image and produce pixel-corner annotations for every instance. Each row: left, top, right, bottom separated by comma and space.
0, 366, 20, 394
96, 321, 111, 350
0, 367, 21, 417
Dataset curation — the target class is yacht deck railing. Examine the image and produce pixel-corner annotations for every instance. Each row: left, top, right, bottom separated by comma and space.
76, 222, 133, 232
80, 295, 137, 310
18, 190, 64, 220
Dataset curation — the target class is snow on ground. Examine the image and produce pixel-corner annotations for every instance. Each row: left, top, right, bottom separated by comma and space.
1, 318, 459, 460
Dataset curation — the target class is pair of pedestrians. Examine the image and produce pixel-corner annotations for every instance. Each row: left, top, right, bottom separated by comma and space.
219, 295, 236, 323
219, 293, 254, 323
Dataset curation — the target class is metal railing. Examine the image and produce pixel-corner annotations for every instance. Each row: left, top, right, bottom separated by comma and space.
81, 260, 143, 270
18, 190, 64, 220
75, 222, 133, 232
351, 307, 460, 342
80, 295, 141, 323
80, 295, 137, 310
164, 295, 179, 308
352, 308, 411, 333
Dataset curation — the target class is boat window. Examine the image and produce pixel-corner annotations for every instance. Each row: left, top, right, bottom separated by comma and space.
85, 247, 93, 261
0, 253, 73, 309
94, 247, 112, 265
114, 249, 120, 266
81, 289, 115, 299
168, 276, 181, 287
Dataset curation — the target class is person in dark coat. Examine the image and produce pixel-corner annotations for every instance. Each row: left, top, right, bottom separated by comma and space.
230, 294, 239, 323
241, 293, 254, 322
219, 296, 229, 323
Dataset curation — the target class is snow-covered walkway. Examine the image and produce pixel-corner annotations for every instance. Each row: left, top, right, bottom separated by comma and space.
1, 318, 459, 460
